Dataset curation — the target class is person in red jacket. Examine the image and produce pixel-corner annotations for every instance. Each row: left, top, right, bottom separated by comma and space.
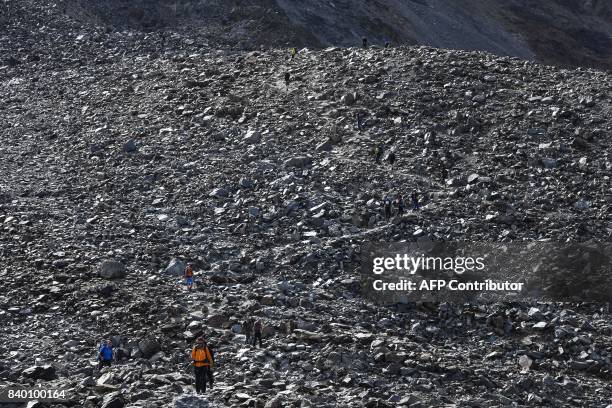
184, 264, 194, 291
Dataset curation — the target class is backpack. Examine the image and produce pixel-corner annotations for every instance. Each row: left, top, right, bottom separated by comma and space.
185, 267, 193, 278
254, 320, 262, 332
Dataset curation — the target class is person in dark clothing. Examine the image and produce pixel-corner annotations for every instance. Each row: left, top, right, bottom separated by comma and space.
205, 342, 215, 390
411, 190, 420, 211
98, 339, 113, 370
284, 72, 290, 88
395, 194, 405, 215
243, 319, 253, 345
387, 151, 396, 169
191, 337, 213, 394
383, 195, 392, 220
356, 112, 364, 131
374, 143, 384, 164
252, 319, 263, 348
362, 37, 368, 48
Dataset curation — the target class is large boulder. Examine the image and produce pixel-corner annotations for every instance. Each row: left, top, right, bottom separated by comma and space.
243, 129, 261, 144
284, 156, 312, 168
164, 259, 186, 276
99, 260, 126, 279
174, 395, 211, 408
100, 391, 125, 408
123, 139, 138, 153
206, 313, 229, 328
22, 365, 56, 380
138, 337, 161, 359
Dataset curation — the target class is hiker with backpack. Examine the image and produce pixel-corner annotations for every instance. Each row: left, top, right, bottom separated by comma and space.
184, 264, 194, 291
383, 195, 393, 220
395, 193, 405, 215
362, 37, 368, 49
242, 318, 253, 345
191, 336, 214, 394
356, 112, 364, 131
387, 150, 396, 169
204, 340, 215, 390
374, 143, 384, 164
252, 319, 263, 348
411, 190, 420, 211
98, 339, 113, 370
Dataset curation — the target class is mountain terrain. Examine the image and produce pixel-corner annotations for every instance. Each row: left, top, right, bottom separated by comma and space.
1, 1, 611, 408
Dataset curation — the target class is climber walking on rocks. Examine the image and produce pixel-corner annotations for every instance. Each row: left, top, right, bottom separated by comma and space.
242, 318, 253, 345
98, 339, 113, 370
411, 190, 420, 211
252, 319, 263, 348
374, 143, 384, 164
191, 337, 214, 394
383, 195, 393, 220
184, 263, 194, 291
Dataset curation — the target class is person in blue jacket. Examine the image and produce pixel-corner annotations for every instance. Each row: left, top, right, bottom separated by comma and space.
98, 339, 113, 370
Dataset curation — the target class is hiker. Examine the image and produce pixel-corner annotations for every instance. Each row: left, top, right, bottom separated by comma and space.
184, 264, 194, 291
98, 339, 113, 370
242, 318, 253, 345
441, 167, 448, 181
191, 337, 214, 394
252, 319, 263, 348
290, 47, 297, 59
284, 72, 290, 88
387, 151, 396, 169
335, 251, 345, 272
411, 190, 420, 210
362, 37, 368, 49
395, 194, 405, 215
374, 143, 384, 164
384, 40, 390, 49
383, 195, 393, 220
356, 112, 364, 131
204, 340, 215, 390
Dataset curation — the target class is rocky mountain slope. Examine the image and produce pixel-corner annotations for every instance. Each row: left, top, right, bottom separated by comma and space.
1, 1, 612, 408
59, 0, 612, 70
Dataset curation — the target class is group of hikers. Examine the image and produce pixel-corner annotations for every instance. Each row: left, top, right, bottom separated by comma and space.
97, 334, 217, 394
95, 36, 400, 395
383, 191, 419, 220
285, 37, 389, 88
97, 264, 267, 394
241, 318, 264, 348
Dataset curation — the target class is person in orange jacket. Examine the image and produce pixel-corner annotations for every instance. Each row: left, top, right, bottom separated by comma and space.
191, 337, 214, 393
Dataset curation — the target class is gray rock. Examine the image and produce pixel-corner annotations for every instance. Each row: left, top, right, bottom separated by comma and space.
164, 258, 186, 276
123, 139, 138, 153
341, 93, 355, 105
244, 129, 261, 144
284, 156, 312, 168
138, 337, 161, 358
541, 158, 557, 169
22, 365, 56, 380
174, 395, 211, 408
101, 391, 125, 408
209, 187, 229, 198
264, 397, 283, 408
316, 140, 333, 152
99, 260, 127, 279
